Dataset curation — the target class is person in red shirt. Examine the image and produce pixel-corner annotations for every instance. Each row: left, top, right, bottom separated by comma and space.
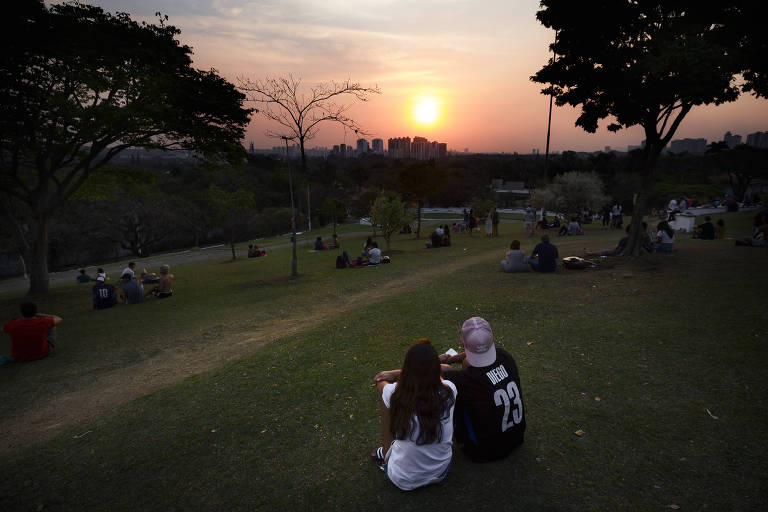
1, 302, 63, 364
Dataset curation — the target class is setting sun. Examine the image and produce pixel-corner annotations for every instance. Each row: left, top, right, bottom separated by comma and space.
413, 97, 440, 125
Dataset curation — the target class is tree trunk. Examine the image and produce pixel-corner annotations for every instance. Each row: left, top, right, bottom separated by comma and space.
416, 199, 422, 239
26, 222, 50, 294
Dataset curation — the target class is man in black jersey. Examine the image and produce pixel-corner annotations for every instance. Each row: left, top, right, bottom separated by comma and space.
439, 317, 526, 462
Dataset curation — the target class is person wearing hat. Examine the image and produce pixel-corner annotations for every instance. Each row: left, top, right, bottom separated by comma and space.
374, 317, 525, 463
119, 273, 144, 305
145, 264, 174, 299
92, 275, 117, 310
439, 317, 526, 462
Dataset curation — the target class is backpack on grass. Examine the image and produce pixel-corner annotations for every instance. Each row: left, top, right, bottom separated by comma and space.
335, 255, 347, 268
562, 256, 597, 270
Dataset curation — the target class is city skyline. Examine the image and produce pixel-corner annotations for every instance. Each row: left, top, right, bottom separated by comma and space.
85, 1, 768, 153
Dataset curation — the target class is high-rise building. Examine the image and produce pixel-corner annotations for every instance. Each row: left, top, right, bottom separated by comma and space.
339, 143, 347, 158
356, 138, 370, 156
723, 131, 742, 148
372, 138, 384, 153
746, 131, 768, 148
388, 137, 411, 159
668, 138, 707, 154
411, 136, 429, 160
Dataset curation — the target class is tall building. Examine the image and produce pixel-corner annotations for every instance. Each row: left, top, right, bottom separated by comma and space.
388, 137, 411, 159
723, 131, 742, 148
387, 136, 447, 160
372, 138, 384, 153
356, 138, 370, 156
668, 138, 707, 154
746, 131, 768, 148
339, 143, 347, 159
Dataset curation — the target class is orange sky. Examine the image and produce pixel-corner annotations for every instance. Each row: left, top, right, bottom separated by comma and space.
90, 1, 768, 153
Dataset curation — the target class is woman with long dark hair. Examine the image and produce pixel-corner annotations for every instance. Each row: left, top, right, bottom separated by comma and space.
371, 339, 457, 490
655, 221, 675, 253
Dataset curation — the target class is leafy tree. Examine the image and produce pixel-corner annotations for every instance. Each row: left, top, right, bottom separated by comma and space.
208, 184, 255, 260
0, 2, 251, 293
532, 172, 610, 215
397, 161, 444, 238
320, 197, 347, 234
369, 192, 411, 252
531, 1, 766, 255
708, 146, 768, 202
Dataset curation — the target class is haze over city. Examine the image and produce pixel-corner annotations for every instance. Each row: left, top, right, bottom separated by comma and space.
60, 1, 768, 153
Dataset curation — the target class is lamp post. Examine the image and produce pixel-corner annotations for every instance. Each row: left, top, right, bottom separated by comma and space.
283, 136, 298, 277
544, 30, 558, 182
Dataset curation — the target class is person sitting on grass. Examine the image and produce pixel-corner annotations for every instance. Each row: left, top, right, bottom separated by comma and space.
371, 339, 457, 490
1, 302, 62, 365
654, 221, 675, 253
120, 273, 144, 305
362, 237, 374, 257
567, 217, 584, 236
715, 218, 726, 239
368, 242, 382, 265
437, 317, 526, 462
693, 216, 715, 240
122, 261, 136, 279
528, 235, 559, 273
92, 275, 117, 310
139, 267, 161, 284
737, 216, 768, 247
501, 240, 529, 272
589, 225, 630, 257
427, 228, 443, 248
145, 264, 174, 298
328, 233, 340, 249
441, 225, 451, 247
314, 236, 328, 251
76, 268, 92, 283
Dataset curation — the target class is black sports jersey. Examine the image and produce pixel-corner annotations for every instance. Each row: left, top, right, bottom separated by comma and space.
444, 348, 525, 462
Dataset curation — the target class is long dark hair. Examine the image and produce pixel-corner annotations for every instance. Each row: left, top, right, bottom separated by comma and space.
657, 221, 674, 238
389, 340, 455, 445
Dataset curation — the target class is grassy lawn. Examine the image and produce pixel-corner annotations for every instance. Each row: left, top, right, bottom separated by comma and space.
1, 212, 766, 511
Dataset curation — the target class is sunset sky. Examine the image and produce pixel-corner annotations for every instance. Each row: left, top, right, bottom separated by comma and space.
87, 0, 768, 154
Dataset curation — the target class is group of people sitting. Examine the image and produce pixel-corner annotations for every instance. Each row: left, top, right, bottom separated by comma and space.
247, 244, 266, 258
89, 262, 174, 310
557, 217, 584, 237
371, 317, 525, 490
426, 225, 452, 248
314, 234, 340, 251
337, 238, 382, 268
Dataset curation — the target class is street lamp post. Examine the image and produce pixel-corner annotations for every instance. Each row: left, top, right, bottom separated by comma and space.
283, 136, 298, 277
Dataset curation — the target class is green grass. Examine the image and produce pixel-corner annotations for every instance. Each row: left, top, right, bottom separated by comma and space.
1, 212, 766, 511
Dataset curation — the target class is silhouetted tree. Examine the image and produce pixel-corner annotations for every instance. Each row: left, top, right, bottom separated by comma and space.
239, 76, 380, 173
0, 2, 251, 293
531, 1, 766, 256
369, 192, 411, 252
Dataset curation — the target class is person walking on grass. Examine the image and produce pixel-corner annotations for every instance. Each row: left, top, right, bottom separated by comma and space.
492, 208, 500, 237
371, 339, 457, 490
1, 302, 62, 365
524, 206, 536, 237
484, 208, 493, 237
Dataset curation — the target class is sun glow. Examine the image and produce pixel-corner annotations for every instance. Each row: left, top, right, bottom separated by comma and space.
413, 97, 440, 126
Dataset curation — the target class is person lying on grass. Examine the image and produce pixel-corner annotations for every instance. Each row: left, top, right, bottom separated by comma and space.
376, 317, 526, 464
371, 339, 457, 491
1, 302, 62, 365
145, 264, 174, 299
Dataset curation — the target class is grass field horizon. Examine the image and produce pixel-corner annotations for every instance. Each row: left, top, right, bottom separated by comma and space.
1, 212, 766, 511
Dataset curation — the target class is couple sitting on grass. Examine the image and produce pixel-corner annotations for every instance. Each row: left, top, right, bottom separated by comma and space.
500, 235, 559, 273
371, 317, 525, 490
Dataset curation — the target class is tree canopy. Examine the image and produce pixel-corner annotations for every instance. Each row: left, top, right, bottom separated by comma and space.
0, 1, 252, 293
531, 0, 766, 254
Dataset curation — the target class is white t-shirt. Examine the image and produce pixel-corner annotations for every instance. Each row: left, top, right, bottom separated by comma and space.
668, 199, 678, 211
368, 247, 382, 264
657, 230, 675, 244
122, 267, 135, 278
382, 380, 457, 491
